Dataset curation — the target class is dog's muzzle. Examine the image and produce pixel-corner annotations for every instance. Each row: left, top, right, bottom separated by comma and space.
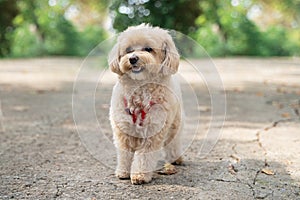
129, 55, 139, 64
131, 66, 144, 73
129, 55, 143, 73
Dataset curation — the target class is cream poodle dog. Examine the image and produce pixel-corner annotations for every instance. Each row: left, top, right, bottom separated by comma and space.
108, 24, 183, 184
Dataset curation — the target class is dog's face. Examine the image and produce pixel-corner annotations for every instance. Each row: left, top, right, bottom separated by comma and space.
108, 24, 180, 80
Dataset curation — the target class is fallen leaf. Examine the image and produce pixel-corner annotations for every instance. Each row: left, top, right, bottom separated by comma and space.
230, 154, 240, 162
277, 103, 284, 109
36, 89, 46, 94
228, 164, 238, 175
198, 106, 211, 112
255, 92, 264, 97
157, 163, 177, 175
290, 102, 300, 109
281, 113, 290, 118
285, 160, 293, 165
12, 106, 29, 112
62, 118, 73, 125
271, 101, 284, 109
233, 88, 243, 93
55, 150, 64, 154
276, 87, 287, 94
261, 168, 275, 175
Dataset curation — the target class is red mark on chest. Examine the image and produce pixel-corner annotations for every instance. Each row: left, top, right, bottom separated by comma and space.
123, 97, 155, 126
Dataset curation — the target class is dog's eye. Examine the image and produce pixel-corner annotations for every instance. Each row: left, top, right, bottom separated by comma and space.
126, 47, 133, 54
144, 47, 153, 52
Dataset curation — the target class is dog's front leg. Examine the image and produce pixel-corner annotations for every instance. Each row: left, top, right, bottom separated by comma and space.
115, 147, 134, 179
130, 150, 159, 184
114, 127, 135, 179
130, 136, 163, 184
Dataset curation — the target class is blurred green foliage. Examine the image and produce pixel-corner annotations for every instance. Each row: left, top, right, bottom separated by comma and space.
0, 0, 108, 57
110, 0, 201, 34
0, 0, 18, 57
111, 0, 300, 57
0, 0, 299, 57
192, 0, 300, 56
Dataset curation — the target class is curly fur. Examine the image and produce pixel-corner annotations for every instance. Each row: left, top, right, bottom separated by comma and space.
108, 24, 183, 184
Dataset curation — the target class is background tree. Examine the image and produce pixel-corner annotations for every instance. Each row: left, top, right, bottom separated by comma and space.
2, 0, 109, 57
110, 0, 201, 34
252, 0, 300, 55
0, 0, 299, 57
194, 0, 300, 56
110, 0, 300, 56
0, 0, 18, 57
194, 0, 264, 56
253, 0, 300, 27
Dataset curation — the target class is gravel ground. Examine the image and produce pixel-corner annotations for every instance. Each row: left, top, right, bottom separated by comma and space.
0, 57, 299, 199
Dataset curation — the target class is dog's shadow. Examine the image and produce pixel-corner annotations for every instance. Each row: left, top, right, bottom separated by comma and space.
150, 160, 205, 187
124, 156, 299, 199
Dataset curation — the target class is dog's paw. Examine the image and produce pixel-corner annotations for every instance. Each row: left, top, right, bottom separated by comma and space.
131, 173, 152, 185
157, 163, 177, 175
116, 171, 130, 180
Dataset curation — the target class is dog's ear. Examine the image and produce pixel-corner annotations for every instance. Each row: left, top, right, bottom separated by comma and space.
161, 36, 180, 75
108, 44, 123, 75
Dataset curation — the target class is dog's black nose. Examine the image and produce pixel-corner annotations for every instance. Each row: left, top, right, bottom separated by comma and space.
129, 55, 139, 64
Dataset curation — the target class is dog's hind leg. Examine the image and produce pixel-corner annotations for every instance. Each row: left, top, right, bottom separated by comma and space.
164, 111, 183, 165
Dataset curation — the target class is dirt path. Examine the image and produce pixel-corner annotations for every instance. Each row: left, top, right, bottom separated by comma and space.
0, 57, 299, 199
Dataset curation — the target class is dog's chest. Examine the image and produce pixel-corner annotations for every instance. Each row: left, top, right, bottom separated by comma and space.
122, 83, 175, 126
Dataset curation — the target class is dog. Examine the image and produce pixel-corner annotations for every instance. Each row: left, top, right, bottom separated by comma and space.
108, 24, 183, 184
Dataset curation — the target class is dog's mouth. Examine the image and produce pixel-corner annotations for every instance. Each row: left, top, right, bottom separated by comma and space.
131, 65, 144, 74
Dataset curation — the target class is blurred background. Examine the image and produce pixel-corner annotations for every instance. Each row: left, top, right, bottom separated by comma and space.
0, 0, 299, 58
